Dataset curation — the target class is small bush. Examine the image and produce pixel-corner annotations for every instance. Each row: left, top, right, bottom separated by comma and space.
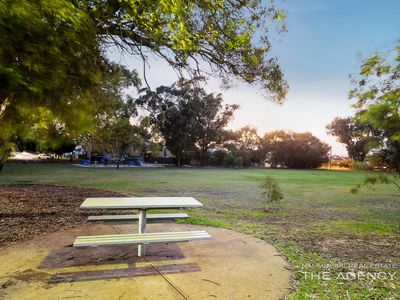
223, 153, 234, 167
261, 176, 284, 210
350, 161, 370, 171
234, 156, 243, 167
212, 149, 229, 166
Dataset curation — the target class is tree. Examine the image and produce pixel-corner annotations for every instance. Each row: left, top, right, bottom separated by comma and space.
1, 0, 288, 171
103, 118, 135, 169
349, 43, 400, 171
33, 123, 76, 159
209, 149, 229, 166
85, 0, 288, 101
224, 126, 264, 166
261, 176, 284, 210
348, 43, 400, 195
261, 130, 291, 168
11, 136, 37, 153
194, 94, 238, 166
137, 78, 238, 166
326, 117, 379, 161
262, 130, 330, 169
130, 116, 157, 158
79, 64, 140, 168
82, 116, 135, 169
0, 0, 102, 171
136, 80, 198, 166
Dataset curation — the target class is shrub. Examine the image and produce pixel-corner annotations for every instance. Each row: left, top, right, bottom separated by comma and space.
261, 176, 284, 210
211, 149, 228, 166
234, 156, 243, 167
223, 153, 234, 167
350, 161, 370, 171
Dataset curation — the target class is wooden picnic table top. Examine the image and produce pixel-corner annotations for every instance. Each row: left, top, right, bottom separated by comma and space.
80, 197, 203, 210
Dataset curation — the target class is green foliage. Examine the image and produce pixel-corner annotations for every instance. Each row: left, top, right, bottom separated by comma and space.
210, 149, 228, 166
206, 126, 264, 167
0, 0, 288, 171
224, 126, 264, 166
350, 161, 370, 171
137, 78, 238, 166
233, 156, 244, 167
326, 117, 380, 161
349, 43, 400, 171
350, 174, 400, 195
262, 130, 331, 168
79, 64, 140, 167
87, 0, 288, 101
366, 151, 397, 170
11, 136, 37, 153
261, 176, 284, 209
0, 0, 102, 167
223, 153, 234, 167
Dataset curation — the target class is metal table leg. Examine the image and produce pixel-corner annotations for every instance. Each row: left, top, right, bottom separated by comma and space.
138, 209, 147, 257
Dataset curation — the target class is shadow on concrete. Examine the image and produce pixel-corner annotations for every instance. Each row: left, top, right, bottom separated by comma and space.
39, 243, 186, 269
39, 243, 201, 284
49, 263, 201, 284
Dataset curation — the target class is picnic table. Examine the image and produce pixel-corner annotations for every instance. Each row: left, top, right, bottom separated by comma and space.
73, 197, 210, 256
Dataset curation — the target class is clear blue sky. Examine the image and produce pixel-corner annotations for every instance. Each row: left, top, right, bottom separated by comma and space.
108, 0, 400, 155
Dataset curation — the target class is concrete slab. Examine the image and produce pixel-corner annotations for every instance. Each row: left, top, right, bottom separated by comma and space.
0, 223, 292, 299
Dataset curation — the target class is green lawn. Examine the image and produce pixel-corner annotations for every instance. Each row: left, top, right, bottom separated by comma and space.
1, 164, 399, 299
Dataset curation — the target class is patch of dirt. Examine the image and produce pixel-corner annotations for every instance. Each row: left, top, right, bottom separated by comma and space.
218, 207, 400, 264
0, 185, 126, 247
293, 231, 400, 263
258, 213, 400, 263
12, 269, 52, 283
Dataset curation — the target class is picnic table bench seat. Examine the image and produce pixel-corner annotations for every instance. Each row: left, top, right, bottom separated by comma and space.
75, 196, 209, 256
87, 213, 189, 222
73, 230, 211, 247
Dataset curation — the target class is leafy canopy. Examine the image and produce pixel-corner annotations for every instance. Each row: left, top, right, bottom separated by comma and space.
79, 64, 141, 157
0, 0, 288, 169
350, 45, 400, 141
262, 130, 330, 169
136, 78, 238, 165
0, 0, 103, 167
223, 126, 264, 165
349, 43, 400, 170
348, 43, 400, 195
326, 117, 380, 161
84, 0, 288, 101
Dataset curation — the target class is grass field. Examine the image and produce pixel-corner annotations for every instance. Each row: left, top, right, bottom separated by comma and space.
1, 164, 399, 299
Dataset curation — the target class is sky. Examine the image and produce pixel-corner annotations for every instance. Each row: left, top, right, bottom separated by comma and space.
108, 0, 400, 156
